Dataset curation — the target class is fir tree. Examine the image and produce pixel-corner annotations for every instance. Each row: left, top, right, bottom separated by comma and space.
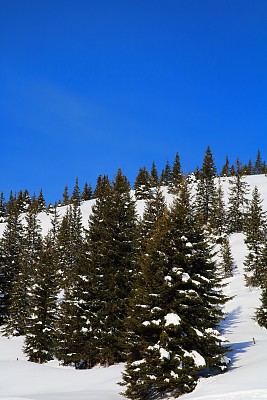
244, 186, 266, 287
37, 188, 46, 212
93, 175, 111, 198
221, 155, 230, 176
227, 171, 249, 233
219, 236, 235, 278
253, 150, 264, 175
0, 191, 6, 222
24, 234, 59, 363
81, 182, 93, 201
85, 169, 137, 365
209, 181, 226, 236
195, 146, 217, 224
122, 181, 228, 399
62, 185, 70, 206
170, 152, 183, 193
4, 206, 43, 336
160, 161, 172, 187
71, 177, 81, 206
150, 162, 159, 187
134, 167, 151, 200
0, 205, 24, 328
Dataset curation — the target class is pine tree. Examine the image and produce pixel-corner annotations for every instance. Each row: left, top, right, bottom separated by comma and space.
219, 236, 235, 278
37, 188, 46, 212
227, 170, 249, 233
81, 182, 93, 201
71, 177, 81, 206
253, 150, 264, 175
0, 191, 6, 222
256, 272, 267, 328
24, 234, 59, 363
122, 181, 228, 399
244, 187, 266, 287
209, 181, 226, 236
221, 155, 230, 176
160, 161, 172, 187
170, 152, 183, 193
85, 169, 137, 365
0, 205, 24, 328
195, 146, 217, 224
62, 185, 70, 206
134, 167, 151, 200
4, 206, 43, 336
93, 175, 111, 198
150, 162, 159, 187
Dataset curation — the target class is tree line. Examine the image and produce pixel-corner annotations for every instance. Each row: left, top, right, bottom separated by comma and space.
0, 147, 266, 399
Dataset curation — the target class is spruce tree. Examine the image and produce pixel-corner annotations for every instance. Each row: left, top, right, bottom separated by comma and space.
93, 175, 111, 198
159, 161, 172, 187
221, 155, 230, 176
71, 177, 81, 206
244, 186, 266, 287
24, 234, 59, 363
134, 167, 151, 200
227, 170, 249, 233
209, 181, 226, 236
37, 188, 46, 212
0, 205, 24, 329
219, 236, 235, 278
150, 162, 159, 187
195, 146, 217, 225
4, 206, 43, 336
81, 182, 93, 201
122, 181, 228, 399
62, 185, 70, 206
170, 152, 183, 193
86, 169, 137, 365
253, 150, 264, 175
0, 191, 6, 222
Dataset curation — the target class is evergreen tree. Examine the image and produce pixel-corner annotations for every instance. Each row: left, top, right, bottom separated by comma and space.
253, 150, 264, 175
4, 206, 43, 335
122, 181, 228, 399
170, 152, 183, 193
0, 205, 24, 327
134, 167, 151, 200
256, 284, 267, 329
37, 188, 46, 212
62, 185, 70, 206
221, 155, 230, 176
93, 175, 111, 198
195, 146, 217, 224
244, 187, 266, 287
227, 171, 249, 233
150, 162, 159, 187
209, 181, 226, 236
219, 236, 235, 278
24, 234, 59, 363
160, 161, 172, 187
71, 177, 81, 206
85, 168, 137, 365
0, 191, 6, 222
81, 182, 93, 201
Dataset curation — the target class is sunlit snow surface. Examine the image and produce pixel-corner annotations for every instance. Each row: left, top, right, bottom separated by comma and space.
1, 175, 267, 399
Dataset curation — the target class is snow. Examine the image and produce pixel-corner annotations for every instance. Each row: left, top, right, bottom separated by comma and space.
165, 312, 181, 326
0, 174, 267, 399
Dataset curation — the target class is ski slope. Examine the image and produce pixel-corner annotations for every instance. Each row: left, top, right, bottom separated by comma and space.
0, 174, 267, 399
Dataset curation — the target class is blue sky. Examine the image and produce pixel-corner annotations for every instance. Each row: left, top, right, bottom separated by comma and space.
0, 0, 266, 203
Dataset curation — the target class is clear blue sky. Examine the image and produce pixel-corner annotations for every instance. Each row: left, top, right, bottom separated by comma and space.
0, 0, 266, 203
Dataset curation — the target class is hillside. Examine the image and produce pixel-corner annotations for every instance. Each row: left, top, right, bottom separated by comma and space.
0, 174, 267, 399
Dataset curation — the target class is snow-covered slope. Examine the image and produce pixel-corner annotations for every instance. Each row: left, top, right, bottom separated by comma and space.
0, 174, 267, 399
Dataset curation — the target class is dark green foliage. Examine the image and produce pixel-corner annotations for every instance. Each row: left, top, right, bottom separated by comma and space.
85, 168, 137, 365
150, 162, 159, 187
0, 205, 24, 327
195, 147, 217, 224
134, 167, 151, 200
160, 161, 172, 187
24, 234, 59, 363
93, 175, 112, 198
0, 192, 6, 222
37, 189, 46, 212
62, 185, 70, 206
122, 181, 228, 399
221, 155, 230, 177
170, 152, 183, 193
256, 273, 267, 328
253, 150, 264, 175
227, 172, 249, 233
209, 181, 226, 236
71, 177, 81, 206
82, 182, 93, 201
244, 186, 266, 287
219, 236, 235, 278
